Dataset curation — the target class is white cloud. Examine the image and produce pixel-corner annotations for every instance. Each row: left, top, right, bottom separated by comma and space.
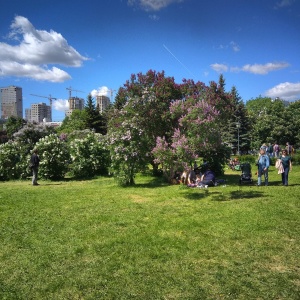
0, 61, 71, 82
210, 62, 289, 75
241, 62, 289, 74
91, 86, 112, 98
230, 41, 240, 52
274, 0, 295, 9
52, 99, 69, 111
0, 16, 88, 82
217, 41, 240, 52
128, 0, 184, 11
265, 82, 300, 101
210, 63, 229, 73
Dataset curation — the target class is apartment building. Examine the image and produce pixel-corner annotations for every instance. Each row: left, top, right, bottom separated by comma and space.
0, 86, 23, 119
65, 96, 85, 117
96, 95, 110, 113
25, 102, 52, 123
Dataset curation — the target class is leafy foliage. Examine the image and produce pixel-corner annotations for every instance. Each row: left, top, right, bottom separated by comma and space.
69, 131, 110, 178
222, 86, 251, 153
35, 134, 70, 180
246, 97, 293, 148
107, 107, 149, 186
0, 141, 22, 180
0, 124, 63, 181
112, 70, 183, 174
58, 109, 89, 133
85, 94, 107, 134
5, 116, 26, 139
13, 123, 56, 155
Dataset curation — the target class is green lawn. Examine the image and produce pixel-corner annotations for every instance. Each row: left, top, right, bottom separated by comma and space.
0, 165, 299, 299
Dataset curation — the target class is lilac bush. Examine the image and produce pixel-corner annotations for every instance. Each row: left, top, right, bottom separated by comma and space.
107, 111, 148, 186
152, 98, 221, 181
69, 132, 110, 178
35, 134, 70, 180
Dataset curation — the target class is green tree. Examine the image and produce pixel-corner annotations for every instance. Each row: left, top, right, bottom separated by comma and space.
5, 116, 26, 139
285, 100, 300, 146
58, 110, 88, 133
107, 104, 149, 185
111, 70, 183, 174
85, 94, 106, 134
246, 97, 286, 149
224, 86, 251, 154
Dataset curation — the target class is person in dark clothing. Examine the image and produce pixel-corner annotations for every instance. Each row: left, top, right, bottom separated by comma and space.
280, 149, 292, 186
30, 149, 40, 186
198, 168, 216, 187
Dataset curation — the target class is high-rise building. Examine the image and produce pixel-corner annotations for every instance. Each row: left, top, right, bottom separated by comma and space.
0, 86, 23, 119
25, 102, 52, 123
65, 96, 85, 117
96, 95, 110, 113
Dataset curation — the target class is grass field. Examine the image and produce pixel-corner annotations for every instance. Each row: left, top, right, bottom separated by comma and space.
0, 165, 299, 299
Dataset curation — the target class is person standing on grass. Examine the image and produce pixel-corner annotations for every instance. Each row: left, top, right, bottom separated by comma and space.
30, 149, 40, 186
273, 142, 280, 158
268, 143, 274, 157
257, 148, 269, 186
279, 149, 292, 186
285, 142, 292, 155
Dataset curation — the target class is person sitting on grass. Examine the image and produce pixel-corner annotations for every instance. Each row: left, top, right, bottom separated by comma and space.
198, 166, 216, 187
182, 167, 197, 186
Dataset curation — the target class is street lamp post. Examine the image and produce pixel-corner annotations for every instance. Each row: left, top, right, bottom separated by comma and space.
236, 122, 241, 155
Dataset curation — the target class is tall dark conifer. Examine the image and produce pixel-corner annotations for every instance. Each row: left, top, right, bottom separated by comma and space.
85, 94, 106, 134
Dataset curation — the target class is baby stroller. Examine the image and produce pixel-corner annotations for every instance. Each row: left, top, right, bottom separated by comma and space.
239, 162, 253, 184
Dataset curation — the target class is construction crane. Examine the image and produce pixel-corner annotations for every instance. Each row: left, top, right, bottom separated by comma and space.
107, 89, 116, 102
30, 94, 57, 108
66, 86, 84, 99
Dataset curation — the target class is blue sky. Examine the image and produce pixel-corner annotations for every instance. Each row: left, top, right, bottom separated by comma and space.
1, 0, 299, 121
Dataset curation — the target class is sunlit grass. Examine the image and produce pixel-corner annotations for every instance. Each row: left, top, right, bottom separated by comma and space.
0, 166, 299, 299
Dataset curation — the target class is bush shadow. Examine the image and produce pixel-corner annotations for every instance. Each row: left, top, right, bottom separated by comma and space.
181, 189, 210, 200
129, 176, 170, 188
212, 190, 265, 201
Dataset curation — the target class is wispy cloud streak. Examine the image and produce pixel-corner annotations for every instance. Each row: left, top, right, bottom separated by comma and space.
163, 44, 194, 76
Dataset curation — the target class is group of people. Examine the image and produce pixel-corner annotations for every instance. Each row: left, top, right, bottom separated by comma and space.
260, 142, 295, 158
228, 157, 240, 170
257, 142, 292, 186
174, 164, 216, 188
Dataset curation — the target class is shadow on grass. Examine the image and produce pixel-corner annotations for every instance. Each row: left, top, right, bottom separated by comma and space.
128, 176, 170, 189
212, 190, 265, 201
182, 189, 210, 200
222, 173, 243, 184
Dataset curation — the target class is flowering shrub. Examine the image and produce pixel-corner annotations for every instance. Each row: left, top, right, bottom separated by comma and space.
13, 124, 55, 152
107, 113, 148, 186
153, 98, 222, 180
152, 131, 200, 183
0, 141, 22, 180
35, 134, 70, 180
69, 132, 110, 178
